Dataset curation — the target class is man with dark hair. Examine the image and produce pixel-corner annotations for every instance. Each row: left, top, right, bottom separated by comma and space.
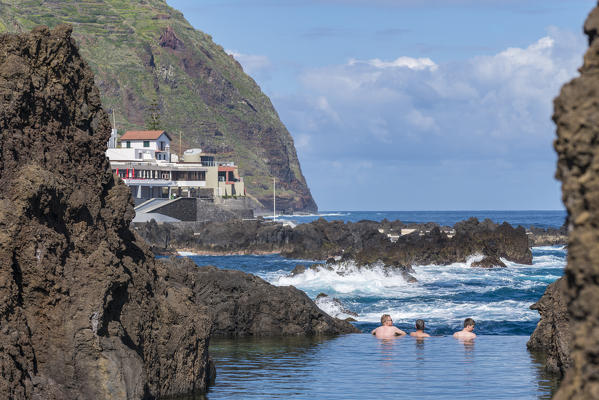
409, 319, 431, 338
453, 318, 476, 340
371, 314, 407, 338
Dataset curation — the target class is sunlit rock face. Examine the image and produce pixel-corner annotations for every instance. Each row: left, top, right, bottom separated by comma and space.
553, 5, 599, 399
0, 25, 212, 399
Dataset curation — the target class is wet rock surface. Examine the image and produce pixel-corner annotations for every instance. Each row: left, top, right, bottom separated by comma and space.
0, 26, 212, 399
551, 6, 599, 398
314, 293, 359, 319
136, 217, 533, 270
161, 258, 360, 336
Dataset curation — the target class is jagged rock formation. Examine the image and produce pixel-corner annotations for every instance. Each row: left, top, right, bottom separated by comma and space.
527, 278, 571, 376
0, 0, 317, 212
0, 26, 212, 399
552, 5, 599, 398
161, 258, 360, 336
528, 225, 568, 247
135, 217, 532, 268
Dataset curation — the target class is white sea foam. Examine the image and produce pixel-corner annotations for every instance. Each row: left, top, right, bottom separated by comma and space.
177, 251, 197, 256
273, 253, 566, 298
268, 251, 567, 326
314, 296, 357, 320
532, 245, 567, 251
276, 260, 411, 296
357, 299, 538, 323
265, 212, 350, 219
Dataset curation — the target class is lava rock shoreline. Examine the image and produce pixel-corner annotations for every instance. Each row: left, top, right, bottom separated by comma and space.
135, 216, 536, 272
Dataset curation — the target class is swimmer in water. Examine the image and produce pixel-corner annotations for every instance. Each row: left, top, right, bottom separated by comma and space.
371, 314, 407, 338
409, 319, 431, 338
453, 318, 476, 340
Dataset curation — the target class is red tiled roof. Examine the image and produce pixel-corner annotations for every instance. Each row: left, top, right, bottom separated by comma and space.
120, 130, 172, 140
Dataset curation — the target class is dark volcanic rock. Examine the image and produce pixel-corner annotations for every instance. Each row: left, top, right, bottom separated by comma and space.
551, 6, 599, 398
162, 258, 360, 336
471, 256, 507, 268
0, 26, 212, 399
137, 217, 532, 271
527, 278, 571, 376
528, 225, 568, 247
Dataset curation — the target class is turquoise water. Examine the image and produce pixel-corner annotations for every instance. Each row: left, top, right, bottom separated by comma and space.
206, 335, 558, 399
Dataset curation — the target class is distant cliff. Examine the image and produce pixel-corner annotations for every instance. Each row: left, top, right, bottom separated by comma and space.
0, 0, 317, 212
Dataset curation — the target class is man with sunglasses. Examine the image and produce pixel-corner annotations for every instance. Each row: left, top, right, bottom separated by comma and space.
371, 314, 407, 338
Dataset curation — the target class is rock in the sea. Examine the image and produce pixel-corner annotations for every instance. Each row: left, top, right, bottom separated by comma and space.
315, 293, 359, 318
527, 278, 571, 376
471, 256, 507, 268
0, 26, 212, 399
161, 257, 360, 336
551, 6, 599, 398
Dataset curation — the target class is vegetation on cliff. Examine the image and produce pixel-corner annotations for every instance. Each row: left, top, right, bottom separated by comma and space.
0, 0, 317, 212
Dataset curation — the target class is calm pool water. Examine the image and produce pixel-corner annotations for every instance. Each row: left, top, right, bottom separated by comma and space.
201, 335, 558, 399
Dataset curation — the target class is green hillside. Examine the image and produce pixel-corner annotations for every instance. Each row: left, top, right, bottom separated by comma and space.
0, 0, 317, 212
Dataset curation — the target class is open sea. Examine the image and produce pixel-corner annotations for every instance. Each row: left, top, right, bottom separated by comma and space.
178, 211, 567, 399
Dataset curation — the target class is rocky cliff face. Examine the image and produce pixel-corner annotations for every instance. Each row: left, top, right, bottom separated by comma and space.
527, 278, 571, 376
0, 26, 212, 399
0, 0, 317, 212
551, 5, 599, 398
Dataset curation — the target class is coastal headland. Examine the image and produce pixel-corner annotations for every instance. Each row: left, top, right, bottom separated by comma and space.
0, 25, 353, 399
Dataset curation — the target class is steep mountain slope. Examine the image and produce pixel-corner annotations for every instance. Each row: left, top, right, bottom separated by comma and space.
0, 0, 317, 212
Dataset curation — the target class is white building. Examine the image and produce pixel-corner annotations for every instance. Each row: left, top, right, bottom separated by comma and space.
105, 130, 244, 203
106, 130, 173, 161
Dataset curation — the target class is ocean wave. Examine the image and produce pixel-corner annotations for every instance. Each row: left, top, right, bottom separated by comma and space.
314, 296, 357, 320
270, 254, 564, 300
276, 260, 412, 296
265, 212, 350, 219
357, 299, 538, 324
532, 245, 567, 251
177, 251, 197, 256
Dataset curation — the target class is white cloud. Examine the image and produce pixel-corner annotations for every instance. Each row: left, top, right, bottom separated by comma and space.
289, 27, 584, 156
226, 49, 271, 74
349, 56, 438, 71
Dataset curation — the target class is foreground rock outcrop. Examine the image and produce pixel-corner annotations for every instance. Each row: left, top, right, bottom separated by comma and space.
136, 217, 532, 269
527, 278, 571, 376
161, 258, 360, 336
0, 26, 213, 399
551, 5, 599, 398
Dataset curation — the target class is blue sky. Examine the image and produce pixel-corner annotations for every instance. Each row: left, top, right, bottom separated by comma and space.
167, 0, 595, 210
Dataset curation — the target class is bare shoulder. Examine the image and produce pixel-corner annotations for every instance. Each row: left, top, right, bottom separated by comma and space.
394, 327, 406, 335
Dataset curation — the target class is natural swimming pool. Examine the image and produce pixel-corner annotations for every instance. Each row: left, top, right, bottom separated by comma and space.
204, 335, 558, 399
171, 243, 565, 399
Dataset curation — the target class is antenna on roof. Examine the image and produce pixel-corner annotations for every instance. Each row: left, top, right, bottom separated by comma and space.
107, 109, 118, 149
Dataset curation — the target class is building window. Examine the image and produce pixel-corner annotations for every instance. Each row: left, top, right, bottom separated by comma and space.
126, 141, 131, 148
143, 141, 150, 147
